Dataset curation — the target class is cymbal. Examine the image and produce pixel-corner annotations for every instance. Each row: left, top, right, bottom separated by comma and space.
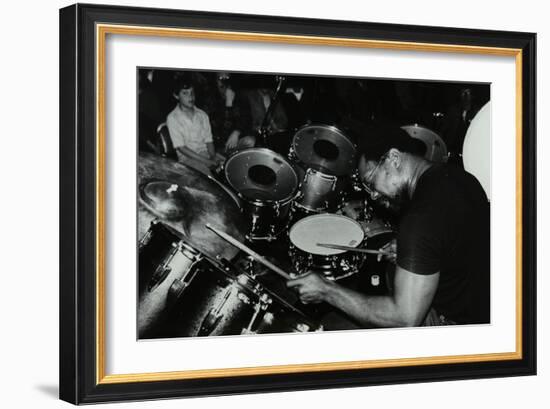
138, 152, 246, 260
292, 124, 357, 176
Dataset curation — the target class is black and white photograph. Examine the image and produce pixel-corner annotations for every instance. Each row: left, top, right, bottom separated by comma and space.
53, 2, 537, 405
137, 68, 491, 339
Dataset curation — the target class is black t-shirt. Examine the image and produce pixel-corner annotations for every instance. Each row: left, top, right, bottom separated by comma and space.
397, 164, 490, 324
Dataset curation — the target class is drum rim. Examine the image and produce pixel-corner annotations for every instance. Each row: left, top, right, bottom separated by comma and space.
289, 213, 365, 255
240, 190, 299, 207
224, 147, 300, 204
400, 123, 448, 162
291, 123, 357, 176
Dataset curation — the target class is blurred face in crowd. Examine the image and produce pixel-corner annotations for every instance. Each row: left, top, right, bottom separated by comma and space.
216, 72, 230, 93
358, 150, 410, 212
175, 87, 195, 110
460, 87, 472, 110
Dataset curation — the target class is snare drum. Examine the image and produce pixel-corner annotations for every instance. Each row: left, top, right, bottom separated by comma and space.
225, 148, 299, 241
288, 214, 366, 280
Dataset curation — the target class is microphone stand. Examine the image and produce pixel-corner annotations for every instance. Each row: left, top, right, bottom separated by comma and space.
257, 75, 286, 146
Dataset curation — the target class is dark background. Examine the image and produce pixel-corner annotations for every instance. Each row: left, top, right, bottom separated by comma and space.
138, 68, 490, 163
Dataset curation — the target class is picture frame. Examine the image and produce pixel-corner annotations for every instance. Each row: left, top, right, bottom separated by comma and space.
59, 3, 536, 404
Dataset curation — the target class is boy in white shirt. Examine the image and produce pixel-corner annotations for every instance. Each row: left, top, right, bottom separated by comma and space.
166, 78, 217, 171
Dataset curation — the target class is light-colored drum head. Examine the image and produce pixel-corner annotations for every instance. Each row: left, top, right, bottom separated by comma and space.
289, 214, 364, 255
224, 147, 299, 203
463, 102, 491, 201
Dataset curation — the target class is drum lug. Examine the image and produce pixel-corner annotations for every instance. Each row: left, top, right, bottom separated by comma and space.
242, 294, 271, 335
303, 168, 312, 184
250, 214, 260, 234
274, 201, 281, 217
261, 312, 275, 326
268, 224, 277, 241
237, 292, 252, 305
197, 309, 224, 337
138, 228, 154, 251
294, 323, 310, 333
260, 293, 273, 307
138, 219, 161, 250
167, 278, 188, 305
147, 265, 171, 292
341, 259, 353, 273
244, 257, 256, 277
197, 286, 233, 336
178, 242, 201, 261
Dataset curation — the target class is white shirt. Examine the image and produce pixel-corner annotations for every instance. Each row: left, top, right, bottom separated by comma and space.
166, 105, 213, 156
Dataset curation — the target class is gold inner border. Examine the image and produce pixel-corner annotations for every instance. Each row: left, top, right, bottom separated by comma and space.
95, 23, 523, 385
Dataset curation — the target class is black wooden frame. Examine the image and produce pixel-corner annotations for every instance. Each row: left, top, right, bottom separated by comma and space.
59, 3, 537, 405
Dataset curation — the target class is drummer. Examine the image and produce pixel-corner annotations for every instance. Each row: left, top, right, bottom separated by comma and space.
287, 123, 490, 326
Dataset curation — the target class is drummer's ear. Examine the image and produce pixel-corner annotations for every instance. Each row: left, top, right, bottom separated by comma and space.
387, 148, 402, 169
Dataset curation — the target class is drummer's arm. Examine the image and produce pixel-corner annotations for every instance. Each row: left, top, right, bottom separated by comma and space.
336, 266, 438, 327
288, 266, 438, 327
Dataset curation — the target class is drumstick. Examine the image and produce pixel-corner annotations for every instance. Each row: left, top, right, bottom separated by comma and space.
316, 243, 394, 256
205, 224, 292, 280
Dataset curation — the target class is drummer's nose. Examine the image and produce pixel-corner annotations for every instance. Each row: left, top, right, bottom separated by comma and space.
369, 190, 382, 200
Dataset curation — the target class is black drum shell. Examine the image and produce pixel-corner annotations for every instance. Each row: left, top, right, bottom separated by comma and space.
242, 196, 294, 241
288, 241, 365, 281
138, 220, 320, 338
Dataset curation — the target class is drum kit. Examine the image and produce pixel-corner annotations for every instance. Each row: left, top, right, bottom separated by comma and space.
137, 121, 449, 339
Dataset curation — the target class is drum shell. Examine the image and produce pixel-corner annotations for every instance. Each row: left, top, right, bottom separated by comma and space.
288, 214, 367, 281
291, 124, 357, 177
242, 195, 294, 241
138, 221, 204, 338
138, 221, 320, 338
164, 265, 320, 337
253, 299, 320, 334
293, 168, 349, 213
138, 221, 262, 338
224, 147, 299, 242
164, 268, 263, 338
288, 241, 365, 281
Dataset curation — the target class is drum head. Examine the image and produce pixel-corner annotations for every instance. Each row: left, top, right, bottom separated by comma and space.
463, 102, 491, 201
225, 148, 299, 203
401, 124, 448, 163
289, 214, 364, 255
292, 124, 357, 176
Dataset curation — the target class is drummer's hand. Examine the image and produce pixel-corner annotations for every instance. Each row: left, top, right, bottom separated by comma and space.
225, 130, 240, 151
377, 239, 397, 263
287, 272, 332, 304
